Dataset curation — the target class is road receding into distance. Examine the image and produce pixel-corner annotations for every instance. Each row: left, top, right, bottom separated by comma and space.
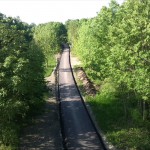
58, 47, 106, 150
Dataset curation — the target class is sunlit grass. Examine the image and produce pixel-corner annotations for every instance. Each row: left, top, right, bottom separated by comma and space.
45, 55, 56, 77
86, 79, 150, 150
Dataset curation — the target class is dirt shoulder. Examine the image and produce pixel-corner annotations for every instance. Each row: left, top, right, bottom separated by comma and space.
70, 53, 97, 96
19, 72, 62, 150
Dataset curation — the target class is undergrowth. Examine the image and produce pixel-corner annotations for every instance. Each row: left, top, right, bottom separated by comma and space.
68, 70, 150, 150
86, 79, 150, 150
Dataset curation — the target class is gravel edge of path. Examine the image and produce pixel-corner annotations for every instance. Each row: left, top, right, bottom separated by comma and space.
19, 69, 63, 150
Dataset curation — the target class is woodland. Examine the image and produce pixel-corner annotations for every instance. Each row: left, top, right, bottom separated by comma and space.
66, 0, 150, 149
0, 13, 66, 149
0, 0, 149, 149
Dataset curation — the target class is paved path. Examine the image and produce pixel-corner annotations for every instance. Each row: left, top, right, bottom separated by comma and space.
59, 48, 104, 150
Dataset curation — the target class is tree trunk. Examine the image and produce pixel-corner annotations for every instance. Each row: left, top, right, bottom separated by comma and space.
120, 84, 128, 120
142, 101, 150, 120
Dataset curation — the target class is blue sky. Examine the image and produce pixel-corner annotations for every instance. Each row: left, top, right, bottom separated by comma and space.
0, 0, 125, 24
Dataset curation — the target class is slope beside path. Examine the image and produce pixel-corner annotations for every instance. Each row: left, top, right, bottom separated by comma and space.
19, 72, 62, 150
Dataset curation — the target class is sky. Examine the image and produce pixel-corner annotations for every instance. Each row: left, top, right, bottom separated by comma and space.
0, 0, 125, 24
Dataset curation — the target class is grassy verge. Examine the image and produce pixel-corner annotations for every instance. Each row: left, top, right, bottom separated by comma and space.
45, 55, 56, 77
73, 65, 150, 150
87, 79, 150, 150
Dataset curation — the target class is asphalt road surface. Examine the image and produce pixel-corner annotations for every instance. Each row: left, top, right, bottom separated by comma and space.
58, 48, 105, 150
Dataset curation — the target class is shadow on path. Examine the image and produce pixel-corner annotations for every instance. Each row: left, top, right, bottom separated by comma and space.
19, 77, 62, 150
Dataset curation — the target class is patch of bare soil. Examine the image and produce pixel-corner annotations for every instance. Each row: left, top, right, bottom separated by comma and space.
70, 53, 96, 96
19, 72, 62, 150
76, 67, 96, 96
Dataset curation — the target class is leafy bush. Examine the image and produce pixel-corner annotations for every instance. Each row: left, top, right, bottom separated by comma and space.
107, 128, 150, 150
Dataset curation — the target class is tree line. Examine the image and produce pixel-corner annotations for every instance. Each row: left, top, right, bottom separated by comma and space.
66, 0, 150, 121
0, 13, 66, 149
66, 0, 150, 149
34, 22, 67, 67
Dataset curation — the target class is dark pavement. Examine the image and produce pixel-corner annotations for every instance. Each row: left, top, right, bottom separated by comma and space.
59, 48, 104, 150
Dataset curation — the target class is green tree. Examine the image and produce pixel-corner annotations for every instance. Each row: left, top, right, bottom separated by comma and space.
34, 22, 67, 67
0, 13, 45, 148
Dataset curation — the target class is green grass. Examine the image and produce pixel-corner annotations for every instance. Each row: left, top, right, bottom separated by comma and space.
0, 145, 13, 150
69, 55, 150, 150
0, 122, 19, 150
86, 79, 150, 150
45, 55, 56, 77
74, 70, 150, 149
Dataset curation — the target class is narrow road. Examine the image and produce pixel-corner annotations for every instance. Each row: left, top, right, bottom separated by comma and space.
58, 48, 105, 150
